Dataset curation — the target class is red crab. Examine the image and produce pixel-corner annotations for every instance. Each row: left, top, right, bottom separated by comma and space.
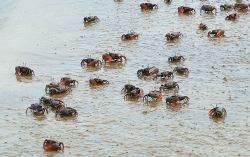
43, 139, 64, 152
102, 53, 127, 63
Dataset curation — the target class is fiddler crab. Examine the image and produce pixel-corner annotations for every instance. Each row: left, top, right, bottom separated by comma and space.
89, 78, 109, 87
122, 84, 144, 100
102, 53, 127, 63
26, 103, 48, 116
168, 55, 185, 64
45, 83, 71, 95
234, 3, 249, 12
165, 32, 183, 41
153, 71, 174, 82
40, 97, 65, 111
143, 90, 163, 102
15, 66, 34, 77
83, 16, 99, 24
178, 6, 195, 14
60, 77, 78, 87
173, 67, 189, 76
220, 4, 233, 11
81, 58, 102, 68
225, 13, 240, 21
207, 29, 225, 38
43, 139, 64, 152
137, 66, 159, 79
198, 23, 208, 30
140, 3, 158, 11
160, 82, 179, 92
55, 107, 78, 118
121, 31, 139, 41
200, 5, 217, 14
166, 95, 189, 105
208, 106, 227, 120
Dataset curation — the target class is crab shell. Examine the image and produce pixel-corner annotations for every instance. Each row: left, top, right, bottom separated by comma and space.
43, 139, 64, 151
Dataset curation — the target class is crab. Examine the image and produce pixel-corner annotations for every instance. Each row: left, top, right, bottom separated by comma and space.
159, 82, 179, 92
165, 32, 183, 41
220, 4, 233, 11
225, 13, 240, 21
60, 77, 78, 87
143, 90, 162, 102
137, 66, 159, 78
140, 3, 158, 10
43, 139, 64, 152
178, 6, 196, 14
166, 95, 189, 105
15, 66, 34, 76
164, 0, 172, 4
45, 83, 70, 95
89, 78, 109, 87
55, 107, 78, 118
121, 84, 137, 94
200, 5, 217, 14
153, 71, 174, 82
102, 53, 127, 63
234, 3, 249, 12
207, 29, 225, 38
83, 16, 99, 24
124, 87, 144, 100
198, 23, 208, 30
121, 32, 139, 41
208, 106, 227, 119
168, 55, 185, 64
40, 97, 65, 111
173, 67, 189, 76
81, 58, 102, 68
26, 103, 48, 116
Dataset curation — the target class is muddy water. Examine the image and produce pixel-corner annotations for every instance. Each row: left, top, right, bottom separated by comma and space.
0, 0, 249, 156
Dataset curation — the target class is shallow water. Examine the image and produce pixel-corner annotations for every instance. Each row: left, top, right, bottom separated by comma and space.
0, 0, 250, 156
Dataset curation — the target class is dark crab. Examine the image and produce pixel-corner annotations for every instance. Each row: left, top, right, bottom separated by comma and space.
81, 58, 102, 68
153, 71, 174, 82
45, 83, 70, 95
164, 0, 172, 4
208, 29, 225, 38
102, 53, 127, 63
198, 23, 208, 30
166, 95, 189, 105
15, 66, 34, 76
165, 32, 183, 41
140, 3, 158, 10
225, 13, 240, 21
121, 84, 137, 94
178, 6, 196, 14
137, 66, 159, 78
143, 90, 163, 102
234, 3, 249, 12
168, 55, 185, 64
26, 103, 48, 116
200, 5, 217, 14
220, 4, 233, 11
124, 87, 144, 100
43, 139, 64, 152
40, 97, 65, 111
83, 16, 99, 24
55, 107, 78, 118
173, 67, 189, 76
160, 82, 179, 92
208, 106, 227, 119
121, 32, 139, 41
89, 78, 109, 87
60, 77, 78, 87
